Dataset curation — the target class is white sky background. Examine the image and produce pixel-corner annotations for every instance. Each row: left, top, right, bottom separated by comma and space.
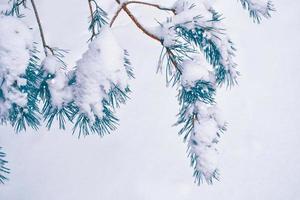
0, 0, 300, 199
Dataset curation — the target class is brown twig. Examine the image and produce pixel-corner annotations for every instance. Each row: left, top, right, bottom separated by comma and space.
122, 5, 161, 42
88, 0, 94, 17
88, 0, 96, 38
30, 0, 53, 56
124, 1, 175, 13
112, 0, 161, 42
110, 5, 123, 27
112, 0, 182, 73
110, 0, 175, 27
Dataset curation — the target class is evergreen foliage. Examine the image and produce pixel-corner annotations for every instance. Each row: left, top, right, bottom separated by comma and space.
154, 0, 272, 183
239, 0, 275, 23
37, 49, 76, 131
88, 0, 108, 40
0, 0, 273, 185
4, 0, 27, 17
8, 47, 41, 132
0, 147, 9, 184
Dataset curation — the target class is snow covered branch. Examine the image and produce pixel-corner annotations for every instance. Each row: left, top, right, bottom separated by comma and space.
70, 27, 134, 136
239, 0, 274, 23
0, 15, 41, 131
0, 0, 274, 185
111, 0, 187, 79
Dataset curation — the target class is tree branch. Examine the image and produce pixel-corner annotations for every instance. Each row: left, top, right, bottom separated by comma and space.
30, 0, 53, 56
110, 6, 123, 27
122, 5, 161, 42
87, 0, 96, 38
124, 1, 175, 13
112, 0, 161, 42
110, 0, 175, 27
167, 48, 182, 74
112, 0, 182, 73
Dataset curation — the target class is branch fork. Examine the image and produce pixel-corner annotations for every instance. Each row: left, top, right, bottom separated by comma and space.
30, 0, 54, 56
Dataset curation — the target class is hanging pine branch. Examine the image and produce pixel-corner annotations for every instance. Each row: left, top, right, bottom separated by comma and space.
70, 26, 134, 136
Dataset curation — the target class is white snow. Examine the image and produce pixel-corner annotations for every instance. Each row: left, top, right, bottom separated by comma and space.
181, 56, 214, 87
42, 56, 73, 108
73, 26, 128, 122
0, 15, 32, 116
195, 101, 224, 126
152, 0, 239, 82
151, 0, 215, 47
189, 139, 219, 180
173, 0, 212, 16
193, 118, 219, 144
184, 100, 224, 181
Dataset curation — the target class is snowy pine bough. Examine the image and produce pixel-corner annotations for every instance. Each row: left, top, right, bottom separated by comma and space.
0, 0, 273, 184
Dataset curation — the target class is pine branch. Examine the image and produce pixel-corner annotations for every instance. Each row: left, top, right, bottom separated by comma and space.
110, 5, 123, 27
88, 0, 96, 38
30, 0, 53, 56
115, 1, 160, 42
124, 1, 175, 13
4, 0, 27, 17
0, 0, 274, 186
239, 0, 274, 23
87, 0, 108, 40
110, 0, 175, 27
112, 0, 186, 79
166, 48, 182, 74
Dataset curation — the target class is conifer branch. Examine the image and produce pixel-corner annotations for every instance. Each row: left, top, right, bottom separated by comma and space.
113, 0, 160, 42
166, 48, 182, 74
111, 1, 175, 28
126, 1, 175, 13
110, 6, 123, 27
111, 0, 175, 25
30, 0, 53, 56
122, 6, 160, 42
112, 0, 183, 75
88, 0, 96, 38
